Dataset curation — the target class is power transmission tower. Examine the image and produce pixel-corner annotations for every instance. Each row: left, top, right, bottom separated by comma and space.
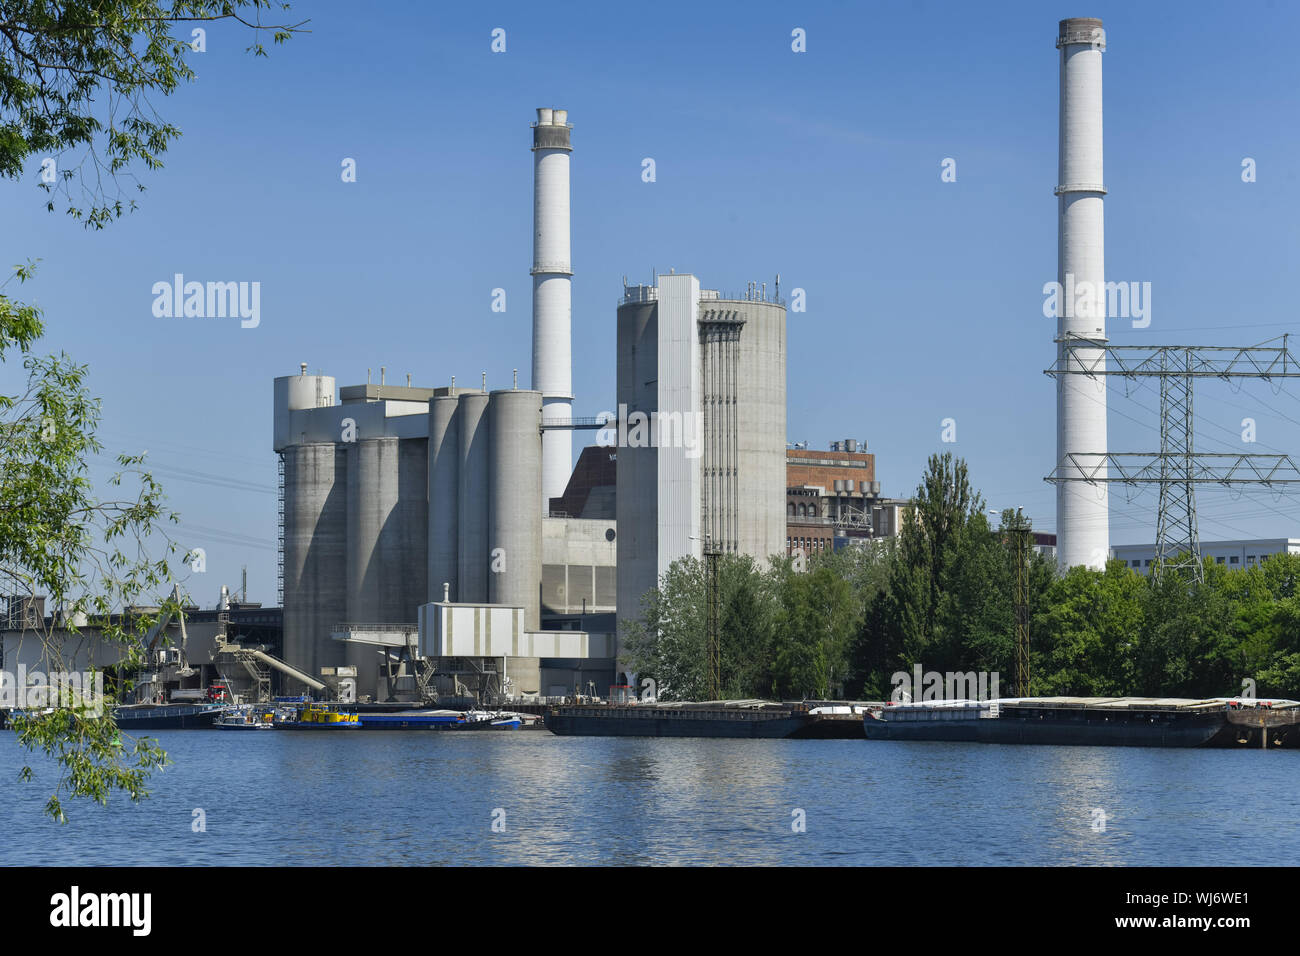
1047, 335, 1300, 581
703, 537, 722, 701
1155, 346, 1200, 578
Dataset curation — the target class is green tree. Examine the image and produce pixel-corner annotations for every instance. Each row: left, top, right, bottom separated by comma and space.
1134, 561, 1234, 697
1, 0, 306, 226
874, 452, 986, 674
618, 553, 776, 701
1033, 561, 1143, 696
1, 1, 303, 821
770, 562, 858, 699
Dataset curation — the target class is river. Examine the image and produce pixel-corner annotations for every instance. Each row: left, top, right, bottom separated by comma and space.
0, 732, 1293, 865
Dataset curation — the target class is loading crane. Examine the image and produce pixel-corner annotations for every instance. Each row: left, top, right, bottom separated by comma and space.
142, 583, 196, 678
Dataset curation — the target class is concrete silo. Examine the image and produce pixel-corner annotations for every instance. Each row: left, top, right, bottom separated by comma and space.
457, 391, 491, 604
488, 389, 543, 630
428, 394, 460, 602
346, 437, 400, 677
275, 368, 348, 685
395, 436, 429, 614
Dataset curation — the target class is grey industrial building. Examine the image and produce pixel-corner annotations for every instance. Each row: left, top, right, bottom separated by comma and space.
615, 273, 787, 626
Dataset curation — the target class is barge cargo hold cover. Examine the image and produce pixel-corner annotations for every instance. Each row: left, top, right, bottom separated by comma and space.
544, 700, 864, 739
862, 697, 1300, 748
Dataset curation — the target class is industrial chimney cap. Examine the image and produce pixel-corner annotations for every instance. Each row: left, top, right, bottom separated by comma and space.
532, 109, 572, 150
1058, 17, 1104, 48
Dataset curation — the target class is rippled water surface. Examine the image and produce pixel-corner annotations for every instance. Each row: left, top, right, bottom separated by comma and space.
1, 732, 1294, 865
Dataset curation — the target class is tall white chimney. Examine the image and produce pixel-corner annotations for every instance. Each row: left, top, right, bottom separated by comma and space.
1055, 17, 1110, 570
531, 107, 573, 511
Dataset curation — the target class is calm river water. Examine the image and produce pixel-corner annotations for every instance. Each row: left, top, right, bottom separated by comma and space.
1, 732, 1294, 865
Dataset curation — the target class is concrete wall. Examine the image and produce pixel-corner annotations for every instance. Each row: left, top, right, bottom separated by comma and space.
542, 517, 617, 615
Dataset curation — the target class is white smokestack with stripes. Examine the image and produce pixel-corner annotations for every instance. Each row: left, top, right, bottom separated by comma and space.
1055, 18, 1110, 570
531, 107, 573, 511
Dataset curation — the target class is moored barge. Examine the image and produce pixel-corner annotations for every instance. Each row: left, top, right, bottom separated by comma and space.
862, 696, 1300, 748
544, 700, 865, 739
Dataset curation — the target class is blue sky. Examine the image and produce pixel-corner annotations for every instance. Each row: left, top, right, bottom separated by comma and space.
3, 0, 1298, 606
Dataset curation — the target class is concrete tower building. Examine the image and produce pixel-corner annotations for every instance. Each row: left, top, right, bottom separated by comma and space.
615, 274, 787, 646
1055, 17, 1110, 570
532, 107, 574, 510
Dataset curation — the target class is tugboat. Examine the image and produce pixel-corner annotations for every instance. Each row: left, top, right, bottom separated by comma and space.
278, 702, 362, 729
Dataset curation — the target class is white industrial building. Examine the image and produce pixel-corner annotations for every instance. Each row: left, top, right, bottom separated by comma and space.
1112, 539, 1300, 575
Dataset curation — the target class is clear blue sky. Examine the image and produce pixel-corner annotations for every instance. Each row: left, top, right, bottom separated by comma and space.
3, 0, 1298, 607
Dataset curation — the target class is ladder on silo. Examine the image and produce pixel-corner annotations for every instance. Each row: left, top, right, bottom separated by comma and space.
276, 453, 285, 605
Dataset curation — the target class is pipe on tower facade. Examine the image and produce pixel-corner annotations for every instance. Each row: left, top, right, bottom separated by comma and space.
1055, 17, 1110, 570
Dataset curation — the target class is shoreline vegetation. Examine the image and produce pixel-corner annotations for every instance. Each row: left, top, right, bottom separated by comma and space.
620, 453, 1300, 704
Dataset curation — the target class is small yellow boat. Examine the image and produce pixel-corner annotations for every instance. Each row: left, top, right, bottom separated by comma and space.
279, 702, 362, 729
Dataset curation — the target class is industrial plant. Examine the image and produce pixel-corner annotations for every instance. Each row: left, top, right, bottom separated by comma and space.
272, 107, 818, 702
6, 17, 1294, 717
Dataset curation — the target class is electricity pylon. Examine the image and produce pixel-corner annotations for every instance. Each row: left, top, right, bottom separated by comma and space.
1047, 335, 1300, 581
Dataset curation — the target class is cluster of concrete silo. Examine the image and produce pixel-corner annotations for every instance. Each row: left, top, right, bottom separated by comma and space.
428, 389, 543, 631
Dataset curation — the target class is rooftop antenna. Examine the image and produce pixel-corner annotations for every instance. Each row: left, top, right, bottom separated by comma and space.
513, 368, 518, 389
481, 371, 487, 392
381, 366, 386, 385
299, 362, 307, 376
406, 373, 411, 387
367, 368, 371, 384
